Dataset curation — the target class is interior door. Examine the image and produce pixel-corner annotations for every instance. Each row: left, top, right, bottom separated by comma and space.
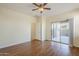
31, 23, 36, 41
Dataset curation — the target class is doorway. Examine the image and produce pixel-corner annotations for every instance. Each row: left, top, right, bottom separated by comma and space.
52, 20, 70, 45
31, 23, 36, 41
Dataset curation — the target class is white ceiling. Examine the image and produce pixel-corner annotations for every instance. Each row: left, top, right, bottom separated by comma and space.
0, 3, 79, 16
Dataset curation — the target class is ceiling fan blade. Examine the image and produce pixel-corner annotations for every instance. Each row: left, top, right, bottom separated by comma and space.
32, 8, 38, 11
33, 3, 40, 7
44, 8, 51, 10
43, 3, 47, 6
39, 4, 42, 7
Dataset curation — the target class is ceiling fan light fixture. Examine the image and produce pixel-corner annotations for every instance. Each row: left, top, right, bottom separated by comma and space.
32, 3, 51, 13
38, 8, 44, 12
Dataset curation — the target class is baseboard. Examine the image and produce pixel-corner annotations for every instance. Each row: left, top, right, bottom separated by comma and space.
72, 45, 79, 48
0, 41, 30, 49
45, 40, 50, 41
32, 39, 41, 41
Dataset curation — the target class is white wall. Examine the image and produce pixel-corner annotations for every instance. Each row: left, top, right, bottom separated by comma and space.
46, 8, 79, 47
42, 16, 46, 41
0, 7, 36, 48
35, 16, 46, 41
73, 15, 79, 47
35, 16, 42, 40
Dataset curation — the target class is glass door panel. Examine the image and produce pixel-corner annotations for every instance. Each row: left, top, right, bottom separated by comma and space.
60, 21, 69, 44
52, 23, 60, 42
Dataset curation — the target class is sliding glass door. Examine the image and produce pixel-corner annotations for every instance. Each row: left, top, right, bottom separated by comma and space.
60, 21, 70, 44
52, 20, 70, 45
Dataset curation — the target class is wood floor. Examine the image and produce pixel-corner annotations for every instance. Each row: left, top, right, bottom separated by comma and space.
0, 40, 79, 56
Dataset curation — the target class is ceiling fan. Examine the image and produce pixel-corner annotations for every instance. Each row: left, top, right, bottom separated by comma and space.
32, 3, 51, 13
